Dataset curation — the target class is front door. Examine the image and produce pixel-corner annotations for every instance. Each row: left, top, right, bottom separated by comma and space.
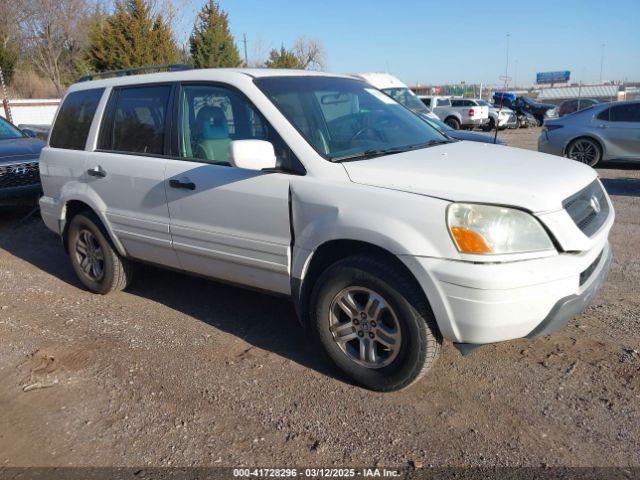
165, 83, 292, 294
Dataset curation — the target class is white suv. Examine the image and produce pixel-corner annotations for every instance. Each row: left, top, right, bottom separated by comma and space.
39, 67, 614, 391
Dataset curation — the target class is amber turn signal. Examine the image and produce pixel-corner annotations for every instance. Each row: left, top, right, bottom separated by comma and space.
450, 227, 492, 254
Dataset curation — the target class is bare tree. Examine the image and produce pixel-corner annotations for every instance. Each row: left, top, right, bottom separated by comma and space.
292, 36, 325, 70
19, 0, 93, 95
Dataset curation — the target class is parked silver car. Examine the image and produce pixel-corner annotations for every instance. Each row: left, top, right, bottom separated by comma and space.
538, 100, 640, 166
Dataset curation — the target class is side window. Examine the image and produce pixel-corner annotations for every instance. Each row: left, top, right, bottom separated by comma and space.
451, 99, 462, 107
178, 84, 302, 172
50, 88, 104, 150
610, 104, 640, 122
597, 108, 610, 121
99, 85, 172, 155
178, 84, 269, 164
437, 98, 451, 107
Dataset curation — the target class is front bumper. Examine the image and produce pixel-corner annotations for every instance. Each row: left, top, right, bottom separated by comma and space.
0, 184, 42, 205
400, 241, 612, 345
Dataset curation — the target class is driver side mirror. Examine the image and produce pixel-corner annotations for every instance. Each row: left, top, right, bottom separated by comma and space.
229, 140, 277, 171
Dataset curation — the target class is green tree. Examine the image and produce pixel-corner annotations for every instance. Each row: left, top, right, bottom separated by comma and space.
0, 40, 18, 85
264, 46, 304, 69
87, 0, 179, 72
189, 0, 241, 69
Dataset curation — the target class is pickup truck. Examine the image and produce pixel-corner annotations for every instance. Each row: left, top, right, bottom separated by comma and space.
419, 96, 489, 130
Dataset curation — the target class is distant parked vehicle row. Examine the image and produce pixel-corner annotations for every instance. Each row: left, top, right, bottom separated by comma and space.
419, 95, 489, 130
539, 100, 640, 166
0, 116, 45, 206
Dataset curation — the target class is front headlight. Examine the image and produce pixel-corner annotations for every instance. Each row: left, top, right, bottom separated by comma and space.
447, 203, 555, 254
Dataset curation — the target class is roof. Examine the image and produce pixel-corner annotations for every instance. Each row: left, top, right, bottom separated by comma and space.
538, 85, 620, 100
68, 68, 350, 92
351, 72, 408, 90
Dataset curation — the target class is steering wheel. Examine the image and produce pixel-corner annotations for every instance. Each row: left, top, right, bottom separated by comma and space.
349, 125, 385, 144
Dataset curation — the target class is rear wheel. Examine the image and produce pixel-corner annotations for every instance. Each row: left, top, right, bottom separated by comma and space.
444, 117, 460, 130
309, 255, 441, 391
482, 117, 496, 132
566, 138, 602, 167
67, 212, 133, 294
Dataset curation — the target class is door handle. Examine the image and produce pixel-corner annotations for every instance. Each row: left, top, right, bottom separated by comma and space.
87, 166, 106, 177
169, 179, 196, 190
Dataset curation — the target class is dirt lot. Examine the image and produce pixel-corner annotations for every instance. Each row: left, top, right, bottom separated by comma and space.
1, 127, 639, 468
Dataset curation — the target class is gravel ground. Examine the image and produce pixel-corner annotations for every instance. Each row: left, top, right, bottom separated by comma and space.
0, 127, 639, 468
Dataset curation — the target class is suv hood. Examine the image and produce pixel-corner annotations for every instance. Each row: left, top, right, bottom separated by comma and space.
342, 141, 596, 213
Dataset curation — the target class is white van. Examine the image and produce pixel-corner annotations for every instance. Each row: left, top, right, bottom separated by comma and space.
39, 67, 613, 391
352, 72, 439, 120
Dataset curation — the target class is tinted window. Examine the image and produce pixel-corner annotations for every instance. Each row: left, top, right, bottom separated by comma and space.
100, 85, 171, 155
436, 98, 451, 107
50, 88, 104, 150
610, 103, 640, 122
597, 108, 610, 121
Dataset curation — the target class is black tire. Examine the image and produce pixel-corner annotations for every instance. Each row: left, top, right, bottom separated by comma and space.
535, 115, 544, 127
444, 117, 461, 130
565, 137, 602, 167
309, 255, 442, 391
67, 211, 133, 294
482, 117, 496, 132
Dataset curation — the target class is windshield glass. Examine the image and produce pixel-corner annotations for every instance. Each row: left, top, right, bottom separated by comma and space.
0, 117, 24, 140
476, 100, 490, 107
424, 116, 452, 132
380, 87, 429, 114
255, 77, 448, 161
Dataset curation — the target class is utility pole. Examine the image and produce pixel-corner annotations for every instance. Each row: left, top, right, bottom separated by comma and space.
599, 43, 605, 83
242, 33, 248, 66
504, 33, 510, 84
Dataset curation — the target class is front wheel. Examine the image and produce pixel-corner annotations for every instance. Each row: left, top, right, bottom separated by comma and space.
67, 212, 133, 294
566, 138, 602, 167
309, 255, 442, 391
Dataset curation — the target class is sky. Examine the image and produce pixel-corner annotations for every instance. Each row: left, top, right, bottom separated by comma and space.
173, 0, 640, 86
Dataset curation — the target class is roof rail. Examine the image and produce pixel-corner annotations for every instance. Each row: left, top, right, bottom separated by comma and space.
78, 64, 193, 82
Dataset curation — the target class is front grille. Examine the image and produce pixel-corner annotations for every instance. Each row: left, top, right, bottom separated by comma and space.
563, 180, 610, 237
0, 161, 40, 189
580, 250, 603, 286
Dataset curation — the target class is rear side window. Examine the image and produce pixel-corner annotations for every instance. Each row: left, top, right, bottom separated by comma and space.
50, 88, 104, 150
597, 108, 610, 121
610, 103, 640, 122
99, 84, 172, 155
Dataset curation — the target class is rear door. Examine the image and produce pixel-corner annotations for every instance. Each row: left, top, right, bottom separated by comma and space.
88, 83, 179, 267
601, 103, 640, 160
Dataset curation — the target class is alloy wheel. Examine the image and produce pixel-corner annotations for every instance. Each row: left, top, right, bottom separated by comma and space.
328, 286, 402, 369
74, 229, 105, 281
567, 139, 599, 165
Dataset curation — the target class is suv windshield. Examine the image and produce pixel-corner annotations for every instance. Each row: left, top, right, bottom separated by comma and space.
380, 87, 429, 114
256, 77, 448, 161
0, 117, 24, 140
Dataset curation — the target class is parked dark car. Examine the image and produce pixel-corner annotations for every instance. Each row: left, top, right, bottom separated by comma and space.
558, 98, 599, 117
0, 116, 46, 206
493, 92, 558, 126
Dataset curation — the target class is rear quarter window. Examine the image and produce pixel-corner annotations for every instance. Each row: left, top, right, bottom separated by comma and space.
49, 88, 104, 150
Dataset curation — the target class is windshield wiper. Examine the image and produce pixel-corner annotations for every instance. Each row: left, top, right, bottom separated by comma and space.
332, 139, 451, 162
